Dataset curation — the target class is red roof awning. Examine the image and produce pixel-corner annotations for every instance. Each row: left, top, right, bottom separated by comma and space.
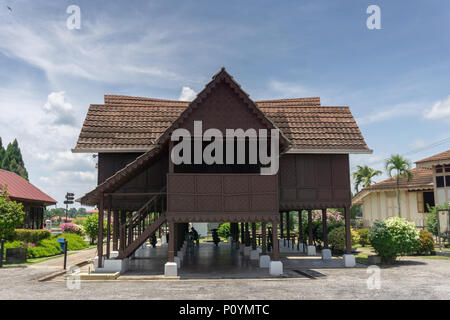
0, 169, 57, 205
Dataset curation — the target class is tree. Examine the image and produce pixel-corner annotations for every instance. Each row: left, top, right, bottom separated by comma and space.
352, 165, 382, 193
0, 138, 28, 180
0, 137, 5, 165
83, 214, 106, 244
385, 154, 413, 217
0, 186, 26, 240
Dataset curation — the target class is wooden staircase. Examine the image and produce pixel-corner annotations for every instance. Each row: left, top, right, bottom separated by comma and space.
118, 190, 167, 259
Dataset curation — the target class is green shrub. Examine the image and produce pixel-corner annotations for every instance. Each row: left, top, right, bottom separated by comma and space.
0, 188, 26, 240
417, 230, 434, 255
52, 233, 88, 251
369, 217, 420, 263
357, 228, 370, 247
83, 214, 106, 244
13, 229, 51, 243
218, 223, 230, 239
27, 239, 61, 258
328, 226, 359, 251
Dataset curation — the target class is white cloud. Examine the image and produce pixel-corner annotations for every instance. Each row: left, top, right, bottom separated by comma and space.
424, 95, 450, 121
356, 102, 422, 125
43, 91, 76, 126
178, 86, 196, 101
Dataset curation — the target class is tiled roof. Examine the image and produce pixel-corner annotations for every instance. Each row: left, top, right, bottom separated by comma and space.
363, 168, 433, 191
74, 94, 370, 153
416, 150, 450, 167
0, 169, 57, 205
352, 167, 433, 205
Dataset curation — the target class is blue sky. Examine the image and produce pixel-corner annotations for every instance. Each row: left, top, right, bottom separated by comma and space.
0, 0, 449, 207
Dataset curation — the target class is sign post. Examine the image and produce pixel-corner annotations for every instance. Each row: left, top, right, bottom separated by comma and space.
64, 192, 74, 223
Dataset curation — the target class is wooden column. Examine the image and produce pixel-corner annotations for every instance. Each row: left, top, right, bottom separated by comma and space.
106, 196, 112, 259
286, 211, 291, 247
279, 212, 284, 239
120, 210, 126, 252
245, 223, 249, 246
240, 223, 245, 245
251, 223, 257, 250
322, 209, 328, 248
344, 206, 352, 254
298, 210, 304, 249
307, 209, 313, 246
272, 221, 279, 261
168, 221, 175, 262
261, 222, 267, 255
112, 210, 119, 251
97, 194, 104, 268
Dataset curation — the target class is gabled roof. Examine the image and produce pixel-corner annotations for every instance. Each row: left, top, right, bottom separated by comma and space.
0, 169, 57, 205
352, 168, 434, 204
73, 69, 370, 154
155, 68, 290, 150
416, 150, 450, 168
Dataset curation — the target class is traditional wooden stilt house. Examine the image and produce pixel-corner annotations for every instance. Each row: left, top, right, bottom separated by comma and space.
73, 69, 371, 275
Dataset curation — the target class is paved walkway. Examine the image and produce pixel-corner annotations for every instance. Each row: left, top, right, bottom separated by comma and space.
30, 247, 98, 270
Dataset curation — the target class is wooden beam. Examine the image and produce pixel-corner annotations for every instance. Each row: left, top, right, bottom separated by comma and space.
261, 222, 267, 255
251, 223, 257, 250
344, 206, 351, 254
106, 195, 112, 259
97, 194, 104, 268
168, 221, 175, 262
308, 209, 313, 246
322, 209, 328, 248
272, 220, 279, 261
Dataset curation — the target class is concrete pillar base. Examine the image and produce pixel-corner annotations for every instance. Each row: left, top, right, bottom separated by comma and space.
110, 251, 119, 258
321, 248, 332, 260
307, 245, 316, 256
164, 262, 178, 276
269, 261, 283, 276
174, 256, 181, 269
96, 258, 129, 273
343, 254, 356, 267
227, 237, 233, 244
298, 243, 305, 253
250, 249, 260, 260
177, 251, 184, 260
93, 256, 105, 269
244, 246, 252, 256
259, 255, 270, 268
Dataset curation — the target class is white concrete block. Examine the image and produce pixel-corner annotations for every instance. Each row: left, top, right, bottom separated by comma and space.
259, 255, 270, 268
250, 249, 260, 260
228, 237, 233, 244
160, 236, 167, 245
244, 246, 252, 256
269, 261, 283, 276
343, 254, 356, 267
174, 256, 181, 269
164, 262, 178, 276
298, 243, 305, 253
321, 248, 332, 260
177, 251, 184, 260
256, 247, 262, 253
307, 245, 316, 256
93, 256, 105, 269
110, 251, 119, 258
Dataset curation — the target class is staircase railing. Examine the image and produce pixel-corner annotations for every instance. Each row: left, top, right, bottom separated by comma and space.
118, 188, 167, 258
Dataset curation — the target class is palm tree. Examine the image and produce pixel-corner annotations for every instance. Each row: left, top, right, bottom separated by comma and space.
385, 154, 413, 217
352, 165, 382, 193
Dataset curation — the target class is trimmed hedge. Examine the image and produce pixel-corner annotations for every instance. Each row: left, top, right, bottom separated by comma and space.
2, 233, 88, 259
328, 226, 360, 251
14, 229, 51, 243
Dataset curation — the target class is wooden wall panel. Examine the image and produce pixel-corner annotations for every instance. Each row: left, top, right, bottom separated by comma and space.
279, 154, 351, 209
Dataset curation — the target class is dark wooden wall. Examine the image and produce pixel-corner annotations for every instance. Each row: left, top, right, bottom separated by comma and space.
98, 152, 168, 210
278, 154, 351, 210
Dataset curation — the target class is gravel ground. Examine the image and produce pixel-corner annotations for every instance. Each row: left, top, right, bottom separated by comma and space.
0, 256, 449, 300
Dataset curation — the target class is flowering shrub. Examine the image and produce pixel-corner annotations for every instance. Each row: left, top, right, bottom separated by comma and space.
357, 228, 370, 247
417, 230, 434, 255
59, 223, 82, 235
328, 226, 359, 251
369, 217, 420, 263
